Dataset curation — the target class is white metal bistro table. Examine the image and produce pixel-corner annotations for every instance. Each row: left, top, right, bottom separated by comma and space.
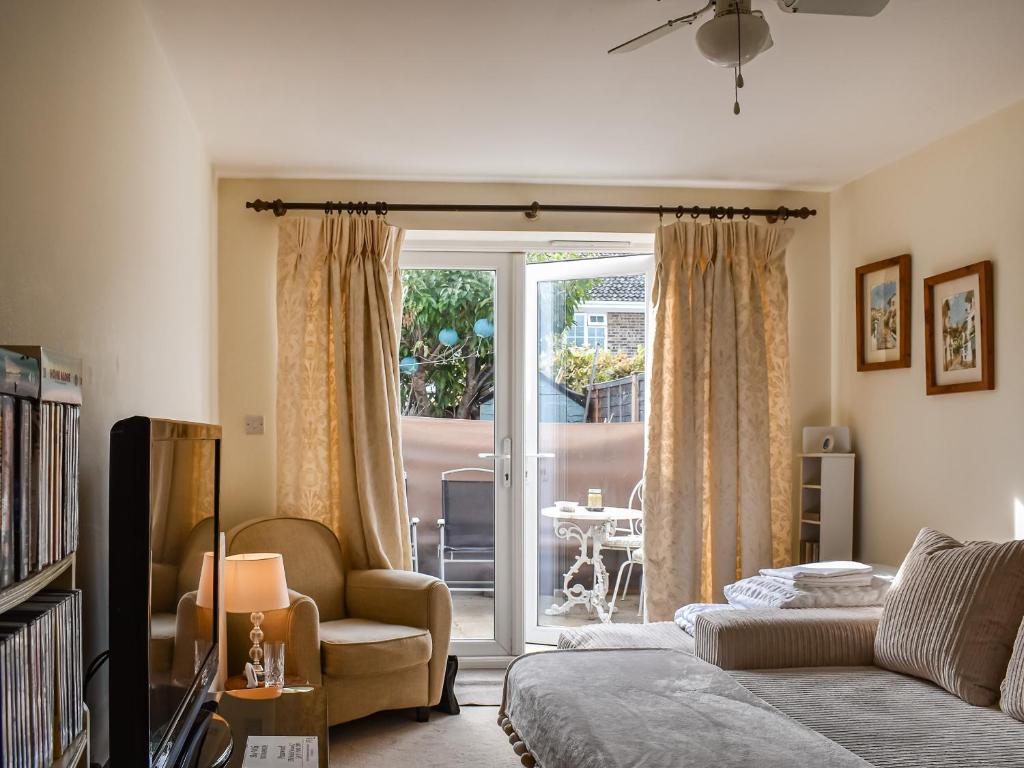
541, 505, 643, 624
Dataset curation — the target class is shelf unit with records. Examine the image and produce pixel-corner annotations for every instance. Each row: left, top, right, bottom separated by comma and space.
0, 347, 87, 768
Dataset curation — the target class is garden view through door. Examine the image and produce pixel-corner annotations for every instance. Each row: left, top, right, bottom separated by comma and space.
524, 254, 652, 645
397, 251, 515, 657
397, 247, 652, 651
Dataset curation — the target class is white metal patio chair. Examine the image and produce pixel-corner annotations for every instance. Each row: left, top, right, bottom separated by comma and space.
606, 479, 644, 619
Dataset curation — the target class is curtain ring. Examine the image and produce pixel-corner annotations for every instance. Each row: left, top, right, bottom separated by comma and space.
690, 208, 700, 219
781, 206, 790, 222
270, 199, 287, 217
346, 202, 355, 215
324, 200, 333, 216
658, 206, 664, 226
675, 206, 684, 219
725, 206, 735, 220
742, 207, 751, 220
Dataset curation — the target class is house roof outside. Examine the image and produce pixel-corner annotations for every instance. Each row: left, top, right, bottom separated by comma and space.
587, 274, 645, 304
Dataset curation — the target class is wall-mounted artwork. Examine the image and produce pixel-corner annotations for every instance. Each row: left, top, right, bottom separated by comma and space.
856, 254, 911, 371
923, 260, 994, 395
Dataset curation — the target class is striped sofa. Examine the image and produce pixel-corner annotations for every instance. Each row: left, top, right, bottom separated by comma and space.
547, 608, 1023, 767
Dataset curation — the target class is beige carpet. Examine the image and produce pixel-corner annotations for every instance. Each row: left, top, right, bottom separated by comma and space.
454, 667, 506, 706
330, 707, 520, 767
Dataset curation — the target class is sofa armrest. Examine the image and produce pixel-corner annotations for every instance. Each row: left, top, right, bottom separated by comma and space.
693, 607, 882, 670
346, 569, 452, 705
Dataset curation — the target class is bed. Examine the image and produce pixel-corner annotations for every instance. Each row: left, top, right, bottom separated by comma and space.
498, 648, 869, 768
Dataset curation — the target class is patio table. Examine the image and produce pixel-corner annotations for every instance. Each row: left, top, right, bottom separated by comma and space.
541, 505, 642, 624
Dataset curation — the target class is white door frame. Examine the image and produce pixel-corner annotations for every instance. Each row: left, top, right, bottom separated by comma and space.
523, 254, 654, 646
399, 250, 523, 659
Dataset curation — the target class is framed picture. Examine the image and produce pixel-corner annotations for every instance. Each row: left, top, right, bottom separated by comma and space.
923, 260, 994, 395
856, 254, 911, 371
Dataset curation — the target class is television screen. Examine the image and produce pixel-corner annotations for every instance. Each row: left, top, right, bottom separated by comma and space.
109, 417, 221, 768
148, 432, 218, 753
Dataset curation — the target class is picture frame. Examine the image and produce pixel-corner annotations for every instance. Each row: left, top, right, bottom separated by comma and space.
923, 260, 994, 395
856, 254, 911, 371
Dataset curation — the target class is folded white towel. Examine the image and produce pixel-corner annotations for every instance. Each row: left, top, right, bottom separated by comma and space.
765, 573, 875, 588
760, 561, 873, 581
724, 574, 891, 610
673, 603, 738, 635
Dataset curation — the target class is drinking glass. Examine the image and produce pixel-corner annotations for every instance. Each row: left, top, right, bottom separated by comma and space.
263, 640, 285, 688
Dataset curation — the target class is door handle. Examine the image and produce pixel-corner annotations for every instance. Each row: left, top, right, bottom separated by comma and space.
479, 437, 512, 488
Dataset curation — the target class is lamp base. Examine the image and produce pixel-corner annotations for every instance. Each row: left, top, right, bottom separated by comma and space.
248, 610, 266, 685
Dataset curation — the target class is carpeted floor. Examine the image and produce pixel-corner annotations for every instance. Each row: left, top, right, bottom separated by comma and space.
453, 667, 506, 706
329, 706, 520, 767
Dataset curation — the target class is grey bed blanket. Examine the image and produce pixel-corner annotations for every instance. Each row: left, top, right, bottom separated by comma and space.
500, 649, 870, 768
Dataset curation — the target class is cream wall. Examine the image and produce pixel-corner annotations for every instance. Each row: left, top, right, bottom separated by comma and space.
0, 1, 215, 760
217, 178, 831, 541
830, 100, 1024, 565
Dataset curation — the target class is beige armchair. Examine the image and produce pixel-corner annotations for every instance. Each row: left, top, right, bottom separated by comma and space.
225, 516, 453, 724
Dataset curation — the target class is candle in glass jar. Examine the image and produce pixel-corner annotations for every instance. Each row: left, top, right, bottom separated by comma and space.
587, 488, 603, 508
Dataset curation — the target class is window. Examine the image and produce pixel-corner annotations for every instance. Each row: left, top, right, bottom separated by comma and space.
585, 314, 606, 349
564, 312, 607, 350
564, 313, 586, 347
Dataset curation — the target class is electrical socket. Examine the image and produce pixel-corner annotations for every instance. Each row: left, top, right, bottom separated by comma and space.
244, 414, 265, 435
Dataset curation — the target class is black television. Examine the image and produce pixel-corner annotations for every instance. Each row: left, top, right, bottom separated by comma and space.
109, 417, 222, 768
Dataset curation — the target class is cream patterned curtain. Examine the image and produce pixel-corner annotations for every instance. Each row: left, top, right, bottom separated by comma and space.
644, 220, 794, 620
276, 215, 412, 571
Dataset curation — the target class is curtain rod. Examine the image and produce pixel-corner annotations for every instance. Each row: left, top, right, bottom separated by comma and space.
245, 198, 817, 222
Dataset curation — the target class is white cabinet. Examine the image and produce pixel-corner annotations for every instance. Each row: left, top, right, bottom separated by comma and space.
798, 453, 855, 563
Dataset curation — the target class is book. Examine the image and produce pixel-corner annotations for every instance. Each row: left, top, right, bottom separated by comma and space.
0, 396, 12, 588
242, 736, 319, 768
0, 590, 83, 765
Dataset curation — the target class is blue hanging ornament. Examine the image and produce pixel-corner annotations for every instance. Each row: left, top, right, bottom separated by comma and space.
438, 328, 459, 346
399, 356, 419, 375
473, 318, 494, 338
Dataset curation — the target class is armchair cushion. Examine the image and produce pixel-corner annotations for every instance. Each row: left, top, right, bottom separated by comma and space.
694, 607, 882, 670
320, 618, 431, 677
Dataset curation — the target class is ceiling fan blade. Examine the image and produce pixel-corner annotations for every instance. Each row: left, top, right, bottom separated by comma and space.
776, 0, 890, 16
608, 2, 714, 55
608, 21, 684, 54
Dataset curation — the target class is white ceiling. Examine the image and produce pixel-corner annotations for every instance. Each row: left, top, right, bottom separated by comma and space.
144, 0, 1024, 189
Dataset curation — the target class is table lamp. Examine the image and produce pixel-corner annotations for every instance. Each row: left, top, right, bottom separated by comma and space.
199, 552, 289, 683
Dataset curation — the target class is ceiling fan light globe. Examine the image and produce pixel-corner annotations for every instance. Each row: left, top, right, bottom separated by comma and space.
696, 13, 772, 67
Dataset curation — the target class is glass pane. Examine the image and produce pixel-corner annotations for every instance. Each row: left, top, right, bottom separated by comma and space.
534, 272, 647, 630
399, 268, 496, 641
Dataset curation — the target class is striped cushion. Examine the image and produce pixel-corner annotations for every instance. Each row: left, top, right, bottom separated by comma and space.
874, 528, 1024, 706
1002, 620, 1024, 721
731, 666, 1024, 767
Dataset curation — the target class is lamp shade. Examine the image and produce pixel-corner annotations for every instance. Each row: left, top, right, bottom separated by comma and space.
222, 553, 290, 614
195, 551, 216, 609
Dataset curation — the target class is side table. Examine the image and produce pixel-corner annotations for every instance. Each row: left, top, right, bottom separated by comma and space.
215, 676, 328, 767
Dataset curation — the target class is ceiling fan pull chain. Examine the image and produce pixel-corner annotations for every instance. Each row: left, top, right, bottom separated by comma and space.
733, 4, 743, 115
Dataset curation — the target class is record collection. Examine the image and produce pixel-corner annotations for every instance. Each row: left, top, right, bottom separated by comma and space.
0, 348, 82, 588
0, 347, 84, 767
0, 590, 83, 767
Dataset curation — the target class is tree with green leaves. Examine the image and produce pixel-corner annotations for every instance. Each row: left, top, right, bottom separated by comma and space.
399, 255, 597, 419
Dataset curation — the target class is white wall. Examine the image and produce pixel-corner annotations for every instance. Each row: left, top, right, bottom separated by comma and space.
217, 178, 831, 553
0, 1, 215, 760
830, 100, 1024, 565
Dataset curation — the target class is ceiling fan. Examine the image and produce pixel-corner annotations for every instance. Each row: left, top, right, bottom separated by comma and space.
609, 0, 890, 114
